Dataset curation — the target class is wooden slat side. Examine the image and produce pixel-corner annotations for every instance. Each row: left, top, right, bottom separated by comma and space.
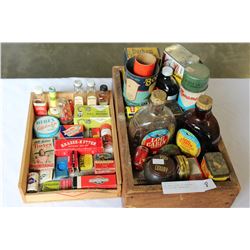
112, 67, 134, 192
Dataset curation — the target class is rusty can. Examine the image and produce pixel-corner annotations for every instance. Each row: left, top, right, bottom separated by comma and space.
133, 145, 149, 171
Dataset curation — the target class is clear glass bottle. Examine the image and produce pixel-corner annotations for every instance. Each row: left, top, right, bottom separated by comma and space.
73, 80, 84, 106
176, 95, 220, 162
33, 86, 47, 116
156, 66, 179, 101
98, 84, 109, 105
86, 80, 97, 106
128, 89, 176, 155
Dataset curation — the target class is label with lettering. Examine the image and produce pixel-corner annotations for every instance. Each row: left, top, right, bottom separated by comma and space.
178, 85, 206, 111
141, 129, 170, 154
176, 129, 201, 157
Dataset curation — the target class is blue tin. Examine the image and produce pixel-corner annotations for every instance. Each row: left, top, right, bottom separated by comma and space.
34, 116, 60, 138
123, 57, 159, 106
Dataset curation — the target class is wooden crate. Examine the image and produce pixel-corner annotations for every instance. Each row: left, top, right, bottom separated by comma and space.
18, 91, 121, 203
112, 66, 241, 208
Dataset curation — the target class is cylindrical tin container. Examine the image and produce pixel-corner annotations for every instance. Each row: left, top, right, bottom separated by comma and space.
27, 172, 39, 193
133, 145, 149, 171
123, 57, 160, 106
174, 155, 190, 180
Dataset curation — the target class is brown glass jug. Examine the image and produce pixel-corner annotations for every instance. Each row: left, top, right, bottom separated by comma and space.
176, 95, 220, 162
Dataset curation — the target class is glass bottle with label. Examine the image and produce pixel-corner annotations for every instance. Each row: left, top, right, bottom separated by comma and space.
156, 66, 179, 101
33, 86, 47, 116
98, 84, 109, 105
128, 89, 176, 155
73, 80, 84, 106
176, 95, 220, 162
48, 86, 60, 117
86, 80, 97, 106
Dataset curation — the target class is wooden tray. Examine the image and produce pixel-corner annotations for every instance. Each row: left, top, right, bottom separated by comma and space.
112, 66, 241, 208
18, 91, 121, 203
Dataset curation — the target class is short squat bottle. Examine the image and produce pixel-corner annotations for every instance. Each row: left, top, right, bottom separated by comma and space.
176, 95, 220, 162
128, 89, 176, 155
156, 66, 179, 101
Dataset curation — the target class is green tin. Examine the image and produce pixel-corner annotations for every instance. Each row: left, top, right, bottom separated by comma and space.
181, 63, 210, 93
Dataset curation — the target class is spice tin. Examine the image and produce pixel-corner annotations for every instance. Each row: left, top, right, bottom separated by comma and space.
27, 172, 39, 193
59, 125, 84, 139
91, 128, 101, 138
188, 158, 203, 180
201, 152, 230, 181
144, 154, 177, 184
133, 145, 149, 171
174, 155, 190, 180
123, 57, 159, 106
34, 116, 60, 138
74, 175, 117, 189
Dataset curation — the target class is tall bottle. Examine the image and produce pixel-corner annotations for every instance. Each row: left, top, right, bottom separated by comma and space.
128, 89, 176, 155
48, 86, 60, 117
33, 86, 47, 116
176, 95, 220, 162
156, 66, 179, 101
73, 80, 84, 106
86, 80, 97, 106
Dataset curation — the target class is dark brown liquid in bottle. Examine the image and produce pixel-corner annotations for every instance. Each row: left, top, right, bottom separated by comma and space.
177, 105, 221, 162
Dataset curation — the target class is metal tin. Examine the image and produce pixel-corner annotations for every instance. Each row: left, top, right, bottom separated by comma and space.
201, 152, 230, 181
34, 116, 60, 138
133, 145, 149, 171
144, 154, 177, 184
159, 144, 181, 156
188, 158, 203, 180
27, 172, 39, 193
174, 155, 190, 180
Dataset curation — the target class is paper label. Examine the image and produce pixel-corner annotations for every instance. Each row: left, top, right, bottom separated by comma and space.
126, 78, 140, 101
152, 159, 164, 165
162, 179, 216, 194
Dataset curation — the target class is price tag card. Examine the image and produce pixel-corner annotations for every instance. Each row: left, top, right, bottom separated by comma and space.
162, 179, 216, 194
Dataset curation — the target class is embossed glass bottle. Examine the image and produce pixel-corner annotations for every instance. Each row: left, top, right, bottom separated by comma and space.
128, 89, 176, 155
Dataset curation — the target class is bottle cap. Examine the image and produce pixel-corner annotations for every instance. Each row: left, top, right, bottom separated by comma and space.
150, 89, 167, 105
196, 95, 213, 110
74, 80, 82, 88
87, 80, 95, 87
100, 84, 108, 91
162, 66, 173, 77
34, 86, 43, 95
49, 86, 56, 92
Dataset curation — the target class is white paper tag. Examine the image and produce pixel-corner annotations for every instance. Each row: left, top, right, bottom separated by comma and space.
161, 179, 216, 194
152, 159, 164, 165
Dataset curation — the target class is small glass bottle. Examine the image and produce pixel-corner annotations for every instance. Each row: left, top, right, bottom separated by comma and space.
156, 66, 179, 101
48, 86, 60, 117
176, 95, 221, 162
86, 80, 97, 106
98, 84, 109, 105
33, 86, 47, 116
73, 80, 84, 106
57, 98, 73, 124
128, 89, 176, 155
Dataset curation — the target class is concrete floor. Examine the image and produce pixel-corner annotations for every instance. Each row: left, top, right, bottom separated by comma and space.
1, 43, 250, 78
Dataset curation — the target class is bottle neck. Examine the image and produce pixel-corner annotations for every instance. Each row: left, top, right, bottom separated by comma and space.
148, 101, 165, 114
195, 105, 212, 119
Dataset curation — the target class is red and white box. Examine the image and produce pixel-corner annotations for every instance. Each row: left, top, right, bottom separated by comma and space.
55, 138, 103, 156
94, 160, 116, 174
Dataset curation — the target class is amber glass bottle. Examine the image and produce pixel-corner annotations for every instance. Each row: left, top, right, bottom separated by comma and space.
176, 95, 220, 162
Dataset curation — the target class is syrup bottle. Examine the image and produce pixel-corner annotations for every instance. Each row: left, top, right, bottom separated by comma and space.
176, 95, 220, 162
128, 89, 176, 155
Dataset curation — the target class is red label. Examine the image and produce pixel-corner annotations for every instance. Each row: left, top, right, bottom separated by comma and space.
33, 103, 47, 116
80, 175, 117, 189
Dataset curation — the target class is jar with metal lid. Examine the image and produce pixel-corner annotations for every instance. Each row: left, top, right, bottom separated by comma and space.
144, 154, 177, 184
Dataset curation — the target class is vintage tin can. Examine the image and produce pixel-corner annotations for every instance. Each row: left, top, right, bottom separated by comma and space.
201, 152, 230, 181
188, 157, 203, 180
174, 155, 190, 180
27, 172, 39, 193
34, 116, 60, 138
91, 128, 101, 138
133, 145, 149, 171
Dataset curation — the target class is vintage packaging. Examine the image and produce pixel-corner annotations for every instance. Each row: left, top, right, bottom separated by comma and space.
41, 179, 73, 192
188, 158, 203, 180
54, 138, 103, 156
126, 106, 142, 119
75, 105, 110, 118
174, 155, 190, 180
34, 116, 60, 138
30, 138, 55, 170
94, 160, 116, 174
124, 47, 161, 64
59, 125, 84, 139
39, 168, 53, 184
54, 156, 69, 180
94, 153, 114, 161
79, 154, 94, 175
74, 117, 112, 129
91, 128, 100, 138
201, 152, 230, 181
74, 174, 117, 189
27, 172, 39, 193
